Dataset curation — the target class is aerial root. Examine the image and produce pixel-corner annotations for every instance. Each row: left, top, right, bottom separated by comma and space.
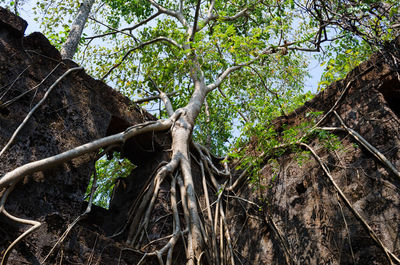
41, 145, 118, 263
264, 211, 294, 265
0, 182, 41, 265
302, 142, 400, 265
128, 143, 240, 265
136, 176, 185, 265
0, 66, 83, 157
126, 157, 180, 247
333, 111, 400, 180
199, 161, 219, 265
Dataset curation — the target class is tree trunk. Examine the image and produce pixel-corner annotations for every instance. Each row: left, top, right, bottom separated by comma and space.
60, 0, 95, 59
171, 80, 208, 264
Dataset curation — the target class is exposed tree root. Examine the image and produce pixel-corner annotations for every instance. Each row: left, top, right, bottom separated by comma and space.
302, 142, 400, 265
41, 146, 118, 263
333, 111, 400, 180
0, 182, 41, 265
1, 54, 396, 265
264, 211, 294, 265
0, 66, 83, 157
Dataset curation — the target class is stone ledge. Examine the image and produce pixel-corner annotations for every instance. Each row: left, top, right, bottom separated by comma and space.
0, 7, 27, 36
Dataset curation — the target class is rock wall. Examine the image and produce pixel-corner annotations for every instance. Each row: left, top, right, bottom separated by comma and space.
230, 38, 400, 264
0, 8, 171, 264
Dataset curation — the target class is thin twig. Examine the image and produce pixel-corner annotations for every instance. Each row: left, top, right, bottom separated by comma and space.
101, 37, 182, 81
1, 63, 62, 108
134, 91, 178, 104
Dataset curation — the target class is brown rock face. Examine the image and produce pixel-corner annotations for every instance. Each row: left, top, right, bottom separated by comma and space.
230, 40, 400, 264
0, 7, 171, 264
1, 7, 400, 265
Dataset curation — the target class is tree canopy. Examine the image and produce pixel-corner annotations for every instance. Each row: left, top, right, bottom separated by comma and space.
3, 0, 398, 155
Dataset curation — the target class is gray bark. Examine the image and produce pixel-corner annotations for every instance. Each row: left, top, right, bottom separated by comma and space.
60, 0, 95, 59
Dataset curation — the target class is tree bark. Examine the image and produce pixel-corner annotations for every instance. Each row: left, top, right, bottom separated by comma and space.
60, 0, 95, 59
170, 79, 208, 264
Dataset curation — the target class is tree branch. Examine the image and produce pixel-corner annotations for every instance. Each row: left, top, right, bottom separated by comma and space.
133, 91, 178, 104
189, 0, 201, 42
200, 6, 249, 32
88, 16, 137, 41
86, 12, 161, 40
0, 111, 182, 189
147, 0, 189, 29
206, 40, 300, 91
101, 37, 182, 81
217, 87, 249, 123
148, 76, 175, 117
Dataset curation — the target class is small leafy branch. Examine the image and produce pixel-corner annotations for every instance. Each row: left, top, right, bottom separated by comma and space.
233, 110, 344, 191
85, 151, 136, 209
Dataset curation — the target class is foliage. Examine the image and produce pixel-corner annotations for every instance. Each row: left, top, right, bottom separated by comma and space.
235, 110, 343, 190
85, 151, 136, 209
317, 34, 373, 91
13, 0, 400, 198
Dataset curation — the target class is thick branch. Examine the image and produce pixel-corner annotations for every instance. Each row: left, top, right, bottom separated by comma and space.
159, 91, 175, 117
61, 0, 95, 59
0, 112, 182, 189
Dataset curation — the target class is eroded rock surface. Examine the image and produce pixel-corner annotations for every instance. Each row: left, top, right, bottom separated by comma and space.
0, 8, 171, 264
230, 38, 400, 264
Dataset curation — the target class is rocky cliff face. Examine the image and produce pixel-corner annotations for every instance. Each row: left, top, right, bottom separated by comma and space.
0, 8, 171, 264
230, 39, 400, 264
1, 7, 400, 265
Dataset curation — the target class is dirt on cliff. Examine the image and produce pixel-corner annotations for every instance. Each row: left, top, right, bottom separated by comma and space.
1, 7, 400, 265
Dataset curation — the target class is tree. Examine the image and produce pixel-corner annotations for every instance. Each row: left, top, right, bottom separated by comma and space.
60, 0, 95, 59
1, 0, 399, 264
